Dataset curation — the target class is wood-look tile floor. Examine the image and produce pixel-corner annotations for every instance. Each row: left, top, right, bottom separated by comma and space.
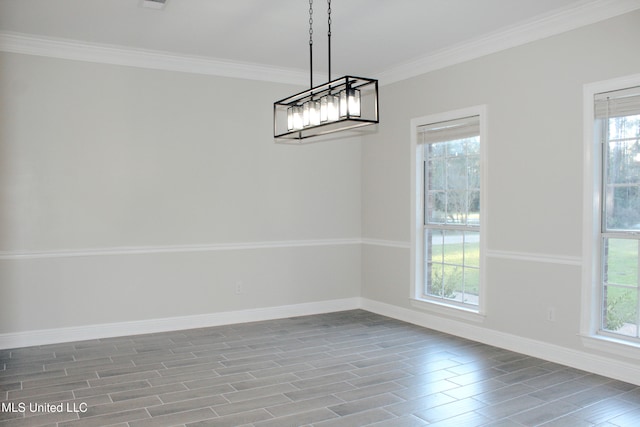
1, 310, 640, 427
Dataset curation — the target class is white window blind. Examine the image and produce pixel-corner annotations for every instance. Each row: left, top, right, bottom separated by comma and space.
595, 86, 640, 119
417, 116, 480, 144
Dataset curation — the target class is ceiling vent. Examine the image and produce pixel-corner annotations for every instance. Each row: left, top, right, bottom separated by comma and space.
140, 0, 167, 10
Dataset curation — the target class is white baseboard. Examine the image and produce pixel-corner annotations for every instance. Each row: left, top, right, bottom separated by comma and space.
0, 297, 361, 349
361, 298, 640, 386
4, 296, 639, 387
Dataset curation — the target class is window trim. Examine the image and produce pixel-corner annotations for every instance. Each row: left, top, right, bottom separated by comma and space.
410, 105, 488, 318
581, 73, 640, 352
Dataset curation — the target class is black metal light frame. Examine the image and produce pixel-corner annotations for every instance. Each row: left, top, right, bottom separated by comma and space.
274, 75, 378, 141
273, 0, 379, 142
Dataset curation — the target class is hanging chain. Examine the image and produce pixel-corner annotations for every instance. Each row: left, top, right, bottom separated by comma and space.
309, 0, 314, 46
327, 0, 331, 36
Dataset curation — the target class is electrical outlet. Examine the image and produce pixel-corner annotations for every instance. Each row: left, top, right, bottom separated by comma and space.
234, 280, 244, 295
547, 307, 556, 322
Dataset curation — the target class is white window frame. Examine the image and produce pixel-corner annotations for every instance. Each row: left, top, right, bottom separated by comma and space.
582, 73, 640, 356
410, 105, 488, 321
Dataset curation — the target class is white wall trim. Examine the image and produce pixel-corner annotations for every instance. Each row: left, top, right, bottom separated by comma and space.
4, 295, 639, 385
0, 238, 362, 260
0, 298, 361, 349
361, 298, 640, 386
2, 1, 639, 85
361, 239, 410, 249
580, 334, 640, 360
0, 240, 584, 263
0, 31, 308, 85
487, 249, 583, 266
0, 240, 585, 265
410, 298, 485, 323
377, 0, 640, 84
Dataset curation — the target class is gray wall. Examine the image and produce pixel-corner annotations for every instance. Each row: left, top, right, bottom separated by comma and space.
0, 53, 362, 333
362, 11, 640, 360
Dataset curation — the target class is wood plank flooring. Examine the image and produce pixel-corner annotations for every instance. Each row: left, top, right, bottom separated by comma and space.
1, 310, 640, 426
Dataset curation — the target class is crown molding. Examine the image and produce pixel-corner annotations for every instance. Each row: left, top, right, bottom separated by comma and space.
1, 0, 638, 85
376, 0, 640, 84
0, 31, 309, 86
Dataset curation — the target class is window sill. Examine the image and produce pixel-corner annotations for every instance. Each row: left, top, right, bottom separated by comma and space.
410, 298, 485, 323
580, 333, 640, 359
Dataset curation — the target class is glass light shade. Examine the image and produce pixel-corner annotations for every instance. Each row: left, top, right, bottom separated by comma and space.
320, 97, 328, 122
309, 100, 321, 126
327, 95, 340, 121
292, 106, 303, 130
339, 90, 347, 117
349, 89, 361, 117
340, 88, 361, 118
320, 95, 340, 123
303, 102, 310, 127
287, 107, 294, 131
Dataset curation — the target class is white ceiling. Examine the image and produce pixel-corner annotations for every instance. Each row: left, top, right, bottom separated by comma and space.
1, 0, 639, 84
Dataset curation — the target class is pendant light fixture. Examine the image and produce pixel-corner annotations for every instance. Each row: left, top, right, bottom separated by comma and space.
274, 0, 379, 141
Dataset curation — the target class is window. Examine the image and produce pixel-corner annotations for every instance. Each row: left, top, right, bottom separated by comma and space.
583, 75, 640, 350
596, 86, 640, 341
411, 106, 486, 316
